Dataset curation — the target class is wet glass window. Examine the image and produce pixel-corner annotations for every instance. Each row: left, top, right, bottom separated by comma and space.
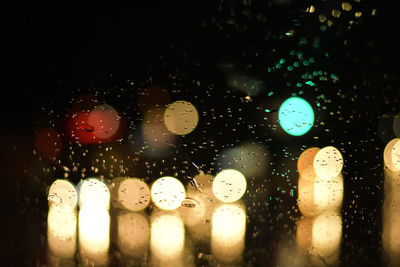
4, 1, 400, 266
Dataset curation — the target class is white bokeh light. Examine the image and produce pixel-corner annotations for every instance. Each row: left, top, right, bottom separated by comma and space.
151, 176, 186, 210
212, 169, 247, 203
77, 178, 110, 210
48, 179, 78, 210
313, 146, 344, 180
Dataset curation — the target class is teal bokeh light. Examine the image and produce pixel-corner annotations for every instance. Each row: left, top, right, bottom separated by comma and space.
278, 97, 314, 136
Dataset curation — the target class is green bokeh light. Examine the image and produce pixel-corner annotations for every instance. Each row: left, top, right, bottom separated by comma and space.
278, 97, 314, 136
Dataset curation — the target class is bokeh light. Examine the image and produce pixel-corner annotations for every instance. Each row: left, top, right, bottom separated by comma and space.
151, 176, 186, 210
78, 203, 110, 265
34, 127, 62, 160
110, 177, 150, 211
212, 169, 247, 203
211, 203, 246, 263
163, 100, 199, 135
87, 104, 121, 140
297, 147, 320, 178
77, 178, 110, 210
384, 138, 400, 172
117, 211, 149, 258
150, 212, 185, 261
47, 207, 77, 259
48, 179, 78, 211
313, 146, 344, 180
278, 96, 314, 136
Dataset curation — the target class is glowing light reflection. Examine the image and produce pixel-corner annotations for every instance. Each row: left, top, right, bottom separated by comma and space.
47, 207, 77, 259
163, 100, 199, 135
110, 177, 150, 211
151, 176, 186, 210
77, 178, 110, 210
211, 203, 246, 264
78, 204, 110, 266
384, 138, 400, 172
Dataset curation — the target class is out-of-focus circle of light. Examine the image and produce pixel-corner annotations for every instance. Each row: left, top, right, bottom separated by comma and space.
77, 178, 110, 210
150, 212, 185, 260
212, 169, 247, 203
163, 100, 199, 135
313, 146, 344, 180
48, 179, 78, 210
178, 192, 207, 227
116, 178, 151, 211
88, 104, 120, 140
297, 147, 320, 178
117, 211, 149, 258
384, 138, 400, 172
151, 177, 186, 210
211, 203, 246, 263
278, 97, 314, 136
78, 203, 110, 257
34, 127, 62, 160
47, 207, 77, 258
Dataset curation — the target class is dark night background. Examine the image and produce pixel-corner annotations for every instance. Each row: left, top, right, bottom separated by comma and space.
3, 1, 400, 266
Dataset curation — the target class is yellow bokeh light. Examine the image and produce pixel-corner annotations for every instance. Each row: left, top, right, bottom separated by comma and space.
78, 203, 110, 264
297, 147, 319, 178
48, 179, 78, 211
163, 100, 199, 135
150, 212, 185, 261
110, 177, 150, 211
47, 206, 77, 259
384, 138, 400, 172
313, 146, 344, 180
117, 211, 149, 258
151, 176, 186, 210
211, 203, 246, 263
77, 178, 110, 210
212, 169, 247, 203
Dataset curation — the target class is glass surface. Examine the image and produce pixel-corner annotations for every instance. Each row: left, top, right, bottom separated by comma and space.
4, 1, 400, 266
